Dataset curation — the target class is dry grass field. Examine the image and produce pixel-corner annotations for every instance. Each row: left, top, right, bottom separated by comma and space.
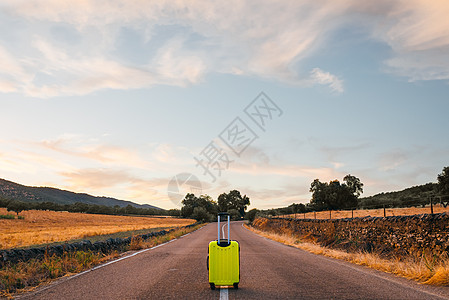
0, 223, 205, 296
246, 224, 449, 286
283, 205, 449, 220
0, 208, 194, 249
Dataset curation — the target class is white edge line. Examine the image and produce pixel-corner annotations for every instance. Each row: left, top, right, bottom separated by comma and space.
22, 226, 202, 297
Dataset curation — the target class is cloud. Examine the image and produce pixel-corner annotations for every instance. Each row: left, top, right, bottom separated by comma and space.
38, 134, 152, 169
319, 143, 371, 163
60, 168, 135, 190
378, 149, 408, 171
224, 145, 344, 180
0, 45, 28, 93
310, 68, 344, 93
60, 168, 171, 203
0, 1, 355, 97
370, 0, 449, 81
2, 0, 449, 97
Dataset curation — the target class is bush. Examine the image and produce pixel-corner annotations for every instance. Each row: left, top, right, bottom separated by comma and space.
228, 209, 241, 221
0, 214, 15, 219
191, 207, 213, 222
245, 208, 259, 222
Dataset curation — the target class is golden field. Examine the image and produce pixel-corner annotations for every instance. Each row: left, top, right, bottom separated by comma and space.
284, 204, 449, 220
1, 223, 205, 296
0, 208, 194, 249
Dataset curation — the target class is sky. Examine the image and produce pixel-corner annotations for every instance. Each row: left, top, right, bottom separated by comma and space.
0, 1, 448, 210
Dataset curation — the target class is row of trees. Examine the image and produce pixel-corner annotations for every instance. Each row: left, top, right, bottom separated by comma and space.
179, 176, 363, 222
0, 198, 180, 217
0, 189, 252, 223
257, 166, 449, 218
3, 166, 446, 222
181, 190, 250, 222
309, 174, 363, 210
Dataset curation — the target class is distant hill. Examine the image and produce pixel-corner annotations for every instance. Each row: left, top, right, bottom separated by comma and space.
0, 178, 161, 210
359, 182, 441, 208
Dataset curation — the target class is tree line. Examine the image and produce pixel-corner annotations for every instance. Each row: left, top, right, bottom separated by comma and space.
255, 166, 449, 218
0, 198, 181, 217
180, 190, 250, 222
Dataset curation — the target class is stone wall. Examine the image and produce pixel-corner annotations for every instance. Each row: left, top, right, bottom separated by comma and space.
0, 223, 197, 266
251, 214, 449, 257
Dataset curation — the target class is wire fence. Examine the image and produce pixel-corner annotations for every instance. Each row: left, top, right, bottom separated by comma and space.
275, 195, 449, 220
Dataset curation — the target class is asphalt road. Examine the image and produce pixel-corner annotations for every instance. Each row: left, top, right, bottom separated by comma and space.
19, 221, 449, 300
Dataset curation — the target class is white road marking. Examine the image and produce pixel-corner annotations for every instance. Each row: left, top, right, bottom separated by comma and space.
20, 229, 198, 297
220, 288, 229, 300
54, 239, 178, 282
221, 223, 227, 239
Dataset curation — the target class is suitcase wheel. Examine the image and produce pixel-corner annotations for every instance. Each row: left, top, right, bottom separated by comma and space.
233, 283, 238, 289
210, 283, 215, 290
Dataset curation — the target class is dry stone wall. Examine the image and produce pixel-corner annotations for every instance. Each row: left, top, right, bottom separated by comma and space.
252, 213, 449, 257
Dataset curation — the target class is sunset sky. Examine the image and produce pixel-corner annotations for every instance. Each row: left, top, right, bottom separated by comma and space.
1, 1, 448, 209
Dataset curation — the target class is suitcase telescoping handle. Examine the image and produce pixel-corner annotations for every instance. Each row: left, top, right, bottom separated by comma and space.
217, 212, 230, 244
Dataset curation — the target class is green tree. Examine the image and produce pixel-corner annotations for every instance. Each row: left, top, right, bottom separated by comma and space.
0, 197, 10, 208
309, 175, 363, 210
217, 193, 229, 212
181, 193, 217, 220
437, 166, 449, 195
7, 200, 27, 216
217, 190, 250, 217
199, 194, 218, 216
309, 179, 328, 210
343, 174, 364, 197
181, 193, 198, 217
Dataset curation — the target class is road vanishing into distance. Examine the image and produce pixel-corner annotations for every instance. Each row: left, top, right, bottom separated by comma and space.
19, 221, 449, 300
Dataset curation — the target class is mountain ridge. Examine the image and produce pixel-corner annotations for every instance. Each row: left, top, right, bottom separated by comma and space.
0, 178, 161, 210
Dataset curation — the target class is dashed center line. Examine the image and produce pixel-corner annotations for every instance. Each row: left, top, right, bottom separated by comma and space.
220, 288, 229, 300
221, 223, 227, 239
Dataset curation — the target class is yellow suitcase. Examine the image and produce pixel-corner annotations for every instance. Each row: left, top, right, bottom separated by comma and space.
207, 213, 240, 290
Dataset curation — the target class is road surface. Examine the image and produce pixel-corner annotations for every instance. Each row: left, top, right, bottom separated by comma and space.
19, 221, 449, 299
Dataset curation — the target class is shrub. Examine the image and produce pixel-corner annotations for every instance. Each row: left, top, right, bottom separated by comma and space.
191, 206, 213, 222
228, 209, 241, 221
0, 214, 15, 219
245, 209, 259, 222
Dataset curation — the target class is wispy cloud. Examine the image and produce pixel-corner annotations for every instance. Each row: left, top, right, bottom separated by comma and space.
378, 149, 408, 171
59, 168, 173, 204
0, 1, 354, 97
38, 134, 152, 169
2, 1, 448, 97
224, 146, 344, 180
0, 135, 200, 207
370, 1, 449, 81
309, 68, 344, 93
